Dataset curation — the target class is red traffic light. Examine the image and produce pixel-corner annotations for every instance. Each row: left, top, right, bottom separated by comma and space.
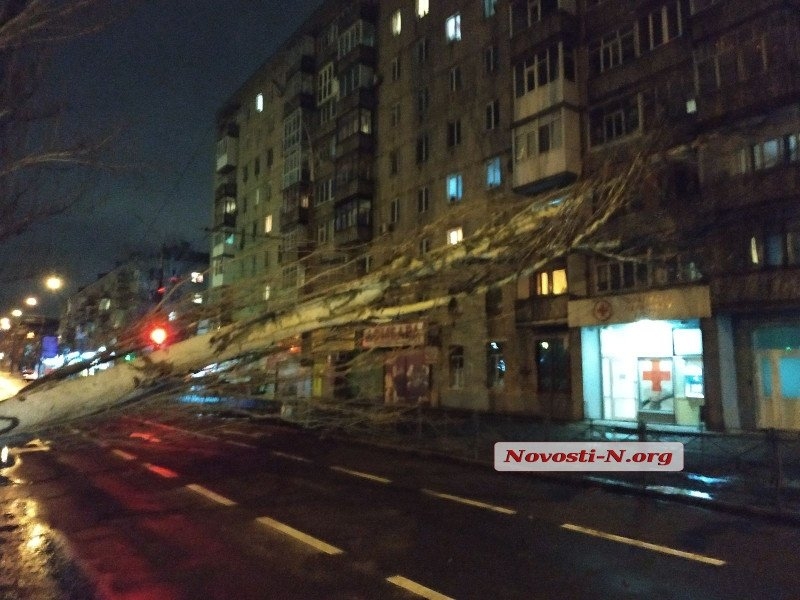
149, 326, 168, 347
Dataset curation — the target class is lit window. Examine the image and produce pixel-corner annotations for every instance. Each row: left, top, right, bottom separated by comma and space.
446, 173, 463, 202
447, 227, 463, 245
264, 285, 271, 301
420, 237, 431, 255
390, 198, 400, 223
486, 157, 501, 188
190, 272, 204, 283
446, 13, 461, 41
265, 214, 273, 233
484, 0, 497, 17
536, 268, 568, 295
192, 293, 203, 304
256, 93, 264, 112
391, 10, 402, 35
416, 0, 429, 18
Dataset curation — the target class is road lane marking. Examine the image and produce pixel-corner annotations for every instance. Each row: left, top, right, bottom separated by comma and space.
271, 450, 312, 463
134, 419, 219, 441
561, 523, 726, 566
185, 484, 237, 506
111, 449, 137, 461
256, 516, 343, 555
224, 439, 257, 449
329, 465, 391, 484
421, 489, 517, 515
386, 575, 455, 600
143, 463, 179, 478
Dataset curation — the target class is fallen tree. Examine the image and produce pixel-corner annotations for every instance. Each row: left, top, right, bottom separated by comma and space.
0, 131, 669, 442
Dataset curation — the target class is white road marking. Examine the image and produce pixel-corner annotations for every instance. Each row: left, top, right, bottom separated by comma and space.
271, 450, 312, 463
421, 489, 517, 515
136, 419, 219, 441
561, 523, 727, 566
185, 484, 237, 506
329, 465, 391, 484
386, 575, 455, 600
143, 463, 179, 479
111, 449, 137, 461
256, 516, 343, 555
224, 439, 257, 449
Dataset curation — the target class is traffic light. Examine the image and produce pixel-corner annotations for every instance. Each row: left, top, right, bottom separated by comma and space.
148, 326, 168, 348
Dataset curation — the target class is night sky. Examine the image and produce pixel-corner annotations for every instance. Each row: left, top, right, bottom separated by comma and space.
2, 0, 321, 315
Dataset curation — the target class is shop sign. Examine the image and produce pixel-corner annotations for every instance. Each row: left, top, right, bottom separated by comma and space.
362, 322, 426, 348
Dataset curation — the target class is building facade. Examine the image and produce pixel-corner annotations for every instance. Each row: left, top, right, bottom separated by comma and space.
210, 0, 800, 431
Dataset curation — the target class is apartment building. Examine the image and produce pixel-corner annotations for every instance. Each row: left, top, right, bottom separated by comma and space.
210, 0, 800, 431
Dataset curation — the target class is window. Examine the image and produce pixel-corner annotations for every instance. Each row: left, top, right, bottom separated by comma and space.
390, 197, 401, 224
511, 0, 559, 34
487, 341, 505, 388
485, 100, 500, 130
416, 133, 430, 163
417, 87, 430, 117
449, 66, 462, 91
420, 237, 431, 255
447, 226, 463, 245
416, 37, 429, 63
317, 223, 328, 243
446, 13, 461, 41
640, 2, 682, 52
255, 93, 264, 112
391, 102, 401, 126
514, 43, 566, 97
390, 150, 399, 175
538, 113, 562, 152
536, 268, 567, 295
449, 346, 464, 388
317, 63, 335, 103
417, 186, 430, 213
536, 338, 570, 393
735, 135, 799, 174
446, 120, 462, 147
264, 285, 271, 301
264, 214, 273, 234
190, 272, 204, 284
694, 27, 767, 94
484, 0, 497, 17
589, 95, 641, 146
486, 157, 502, 188
391, 10, 402, 36
416, 0, 429, 18
485, 44, 499, 73
589, 25, 637, 75
446, 173, 463, 202
338, 19, 375, 59
391, 56, 401, 81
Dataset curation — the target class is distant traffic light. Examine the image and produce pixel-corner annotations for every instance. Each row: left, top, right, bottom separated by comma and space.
149, 326, 168, 347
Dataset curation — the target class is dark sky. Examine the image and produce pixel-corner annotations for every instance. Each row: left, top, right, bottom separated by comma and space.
2, 0, 321, 315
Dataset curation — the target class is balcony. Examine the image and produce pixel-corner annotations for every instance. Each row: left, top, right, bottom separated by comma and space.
689, 0, 791, 41
280, 203, 310, 231
334, 223, 372, 246
336, 87, 376, 114
337, 44, 377, 71
695, 67, 800, 127
336, 132, 374, 160
510, 10, 578, 58
710, 267, 800, 309
214, 182, 236, 202
334, 176, 374, 202
515, 295, 569, 325
701, 163, 800, 214
215, 135, 237, 173
283, 91, 315, 115
214, 212, 236, 229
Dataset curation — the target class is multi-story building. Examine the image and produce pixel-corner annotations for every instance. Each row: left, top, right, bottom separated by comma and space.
210, 0, 800, 432
59, 244, 208, 354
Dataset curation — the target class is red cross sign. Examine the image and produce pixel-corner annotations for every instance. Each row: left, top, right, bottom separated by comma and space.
642, 359, 671, 392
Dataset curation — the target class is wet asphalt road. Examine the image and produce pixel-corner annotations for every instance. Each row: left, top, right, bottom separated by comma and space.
1, 405, 800, 599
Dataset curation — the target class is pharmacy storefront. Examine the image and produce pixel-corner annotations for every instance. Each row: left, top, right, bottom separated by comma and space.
570, 286, 711, 426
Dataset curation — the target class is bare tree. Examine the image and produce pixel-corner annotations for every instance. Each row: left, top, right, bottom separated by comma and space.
0, 127, 678, 441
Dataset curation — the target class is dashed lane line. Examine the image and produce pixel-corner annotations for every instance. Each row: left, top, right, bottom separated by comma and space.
386, 575, 455, 600
143, 463, 179, 478
421, 489, 517, 515
271, 450, 312, 463
561, 523, 726, 566
224, 439, 258, 449
185, 483, 238, 506
110, 449, 137, 461
256, 516, 344, 555
329, 465, 392, 484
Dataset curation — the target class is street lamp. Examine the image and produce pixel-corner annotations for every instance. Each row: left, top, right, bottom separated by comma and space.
24, 296, 37, 307
44, 275, 63, 291
10, 309, 22, 318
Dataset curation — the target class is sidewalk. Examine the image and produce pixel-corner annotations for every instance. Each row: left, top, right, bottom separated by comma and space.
290, 406, 800, 524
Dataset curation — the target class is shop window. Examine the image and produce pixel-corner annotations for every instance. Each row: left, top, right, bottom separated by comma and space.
449, 346, 464, 388
487, 342, 506, 388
